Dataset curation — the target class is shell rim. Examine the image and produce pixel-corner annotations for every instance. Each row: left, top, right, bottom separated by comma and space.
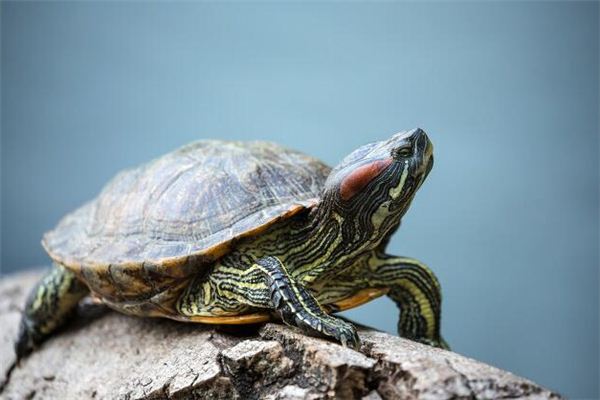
43, 202, 316, 274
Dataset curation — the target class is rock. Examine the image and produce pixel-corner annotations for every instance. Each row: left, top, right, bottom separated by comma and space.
0, 271, 562, 400
221, 340, 294, 395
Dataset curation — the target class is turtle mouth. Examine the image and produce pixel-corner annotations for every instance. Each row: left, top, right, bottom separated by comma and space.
408, 135, 433, 191
411, 153, 433, 192
415, 130, 433, 159
412, 131, 433, 177
424, 154, 434, 178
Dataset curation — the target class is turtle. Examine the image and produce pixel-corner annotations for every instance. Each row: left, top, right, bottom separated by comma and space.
16, 128, 447, 359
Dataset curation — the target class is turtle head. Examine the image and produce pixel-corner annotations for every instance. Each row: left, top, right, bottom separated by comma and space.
322, 128, 433, 243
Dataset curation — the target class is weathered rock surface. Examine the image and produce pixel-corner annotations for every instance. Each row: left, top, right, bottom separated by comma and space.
0, 271, 561, 400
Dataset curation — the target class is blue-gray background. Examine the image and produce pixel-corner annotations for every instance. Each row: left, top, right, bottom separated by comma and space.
1, 2, 598, 397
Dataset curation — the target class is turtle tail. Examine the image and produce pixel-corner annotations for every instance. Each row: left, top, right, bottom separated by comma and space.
15, 264, 89, 360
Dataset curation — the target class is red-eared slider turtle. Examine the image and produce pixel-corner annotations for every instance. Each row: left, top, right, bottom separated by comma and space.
17, 128, 447, 358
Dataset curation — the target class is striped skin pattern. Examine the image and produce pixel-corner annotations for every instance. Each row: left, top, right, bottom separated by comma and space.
17, 128, 447, 358
16, 263, 88, 357
366, 254, 446, 348
177, 129, 445, 348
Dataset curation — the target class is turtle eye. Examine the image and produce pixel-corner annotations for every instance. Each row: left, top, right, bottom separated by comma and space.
393, 146, 412, 158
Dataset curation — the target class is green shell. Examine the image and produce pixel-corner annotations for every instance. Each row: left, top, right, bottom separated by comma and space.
42, 140, 330, 299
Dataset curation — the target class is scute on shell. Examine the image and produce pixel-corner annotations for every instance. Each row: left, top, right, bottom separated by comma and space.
43, 140, 330, 274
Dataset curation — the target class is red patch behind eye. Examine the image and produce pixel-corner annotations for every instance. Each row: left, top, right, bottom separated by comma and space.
339, 158, 393, 200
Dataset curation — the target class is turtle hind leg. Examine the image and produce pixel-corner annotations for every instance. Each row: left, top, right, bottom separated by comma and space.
16, 263, 89, 360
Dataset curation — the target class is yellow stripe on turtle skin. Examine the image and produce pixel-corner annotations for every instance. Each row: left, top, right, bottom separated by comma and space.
21, 264, 89, 346
291, 212, 345, 281
166, 287, 389, 325
393, 279, 436, 339
207, 259, 331, 328
365, 254, 442, 342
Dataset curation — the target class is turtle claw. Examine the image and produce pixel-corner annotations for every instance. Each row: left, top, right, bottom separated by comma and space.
15, 318, 38, 362
429, 336, 450, 350
318, 315, 361, 350
338, 327, 361, 350
286, 307, 361, 350
412, 336, 450, 350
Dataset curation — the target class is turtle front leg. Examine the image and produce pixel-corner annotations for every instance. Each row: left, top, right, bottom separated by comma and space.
16, 263, 89, 359
178, 256, 360, 349
367, 254, 449, 349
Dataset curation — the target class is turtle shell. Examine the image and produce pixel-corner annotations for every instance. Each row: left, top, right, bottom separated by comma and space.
42, 139, 390, 323
43, 140, 330, 300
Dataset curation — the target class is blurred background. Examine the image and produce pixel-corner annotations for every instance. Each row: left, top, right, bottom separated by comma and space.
1, 2, 598, 397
